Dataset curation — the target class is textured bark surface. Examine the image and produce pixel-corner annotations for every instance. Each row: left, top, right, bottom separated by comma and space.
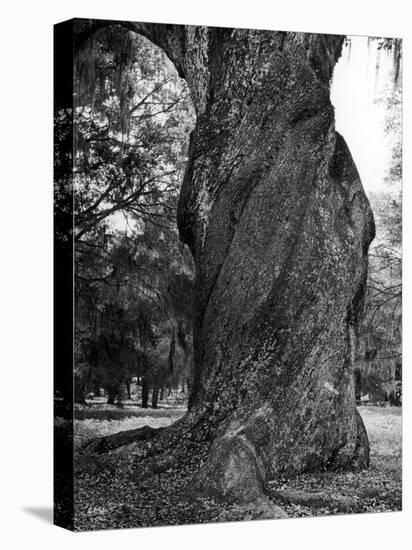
77, 22, 375, 513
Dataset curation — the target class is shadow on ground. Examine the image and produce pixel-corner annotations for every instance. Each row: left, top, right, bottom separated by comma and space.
23, 506, 53, 524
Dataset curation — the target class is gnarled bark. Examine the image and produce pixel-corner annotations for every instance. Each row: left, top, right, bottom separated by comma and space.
76, 23, 375, 514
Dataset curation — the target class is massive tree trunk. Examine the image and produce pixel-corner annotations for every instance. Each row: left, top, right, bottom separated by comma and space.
78, 23, 375, 514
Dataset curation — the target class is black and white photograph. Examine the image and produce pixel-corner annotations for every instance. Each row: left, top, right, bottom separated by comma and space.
1, 1, 409, 548
54, 18, 402, 531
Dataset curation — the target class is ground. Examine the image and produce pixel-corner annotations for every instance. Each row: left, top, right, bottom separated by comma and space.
71, 401, 401, 531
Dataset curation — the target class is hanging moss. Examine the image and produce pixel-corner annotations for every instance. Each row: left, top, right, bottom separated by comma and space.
346, 37, 352, 65
374, 44, 382, 99
392, 39, 402, 86
75, 33, 98, 109
375, 37, 402, 88
75, 25, 135, 130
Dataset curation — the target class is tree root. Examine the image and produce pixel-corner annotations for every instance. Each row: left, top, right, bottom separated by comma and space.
82, 425, 164, 454
351, 407, 370, 469
183, 431, 287, 519
79, 408, 370, 521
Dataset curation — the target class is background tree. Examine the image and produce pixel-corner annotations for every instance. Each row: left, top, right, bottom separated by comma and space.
356, 68, 402, 405
73, 26, 195, 406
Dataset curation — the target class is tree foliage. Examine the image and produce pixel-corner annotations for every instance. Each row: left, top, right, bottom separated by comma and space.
72, 25, 196, 405
356, 74, 402, 405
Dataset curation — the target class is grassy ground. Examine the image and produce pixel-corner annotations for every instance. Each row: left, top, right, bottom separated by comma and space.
72, 405, 401, 530
268, 406, 402, 517
74, 403, 186, 447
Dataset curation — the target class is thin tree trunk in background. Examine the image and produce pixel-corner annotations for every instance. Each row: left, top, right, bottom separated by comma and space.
125, 380, 131, 400
141, 378, 149, 409
107, 387, 116, 405
152, 385, 159, 409
159, 385, 165, 401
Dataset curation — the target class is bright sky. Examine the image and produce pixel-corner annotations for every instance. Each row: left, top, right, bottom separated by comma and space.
331, 36, 395, 195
